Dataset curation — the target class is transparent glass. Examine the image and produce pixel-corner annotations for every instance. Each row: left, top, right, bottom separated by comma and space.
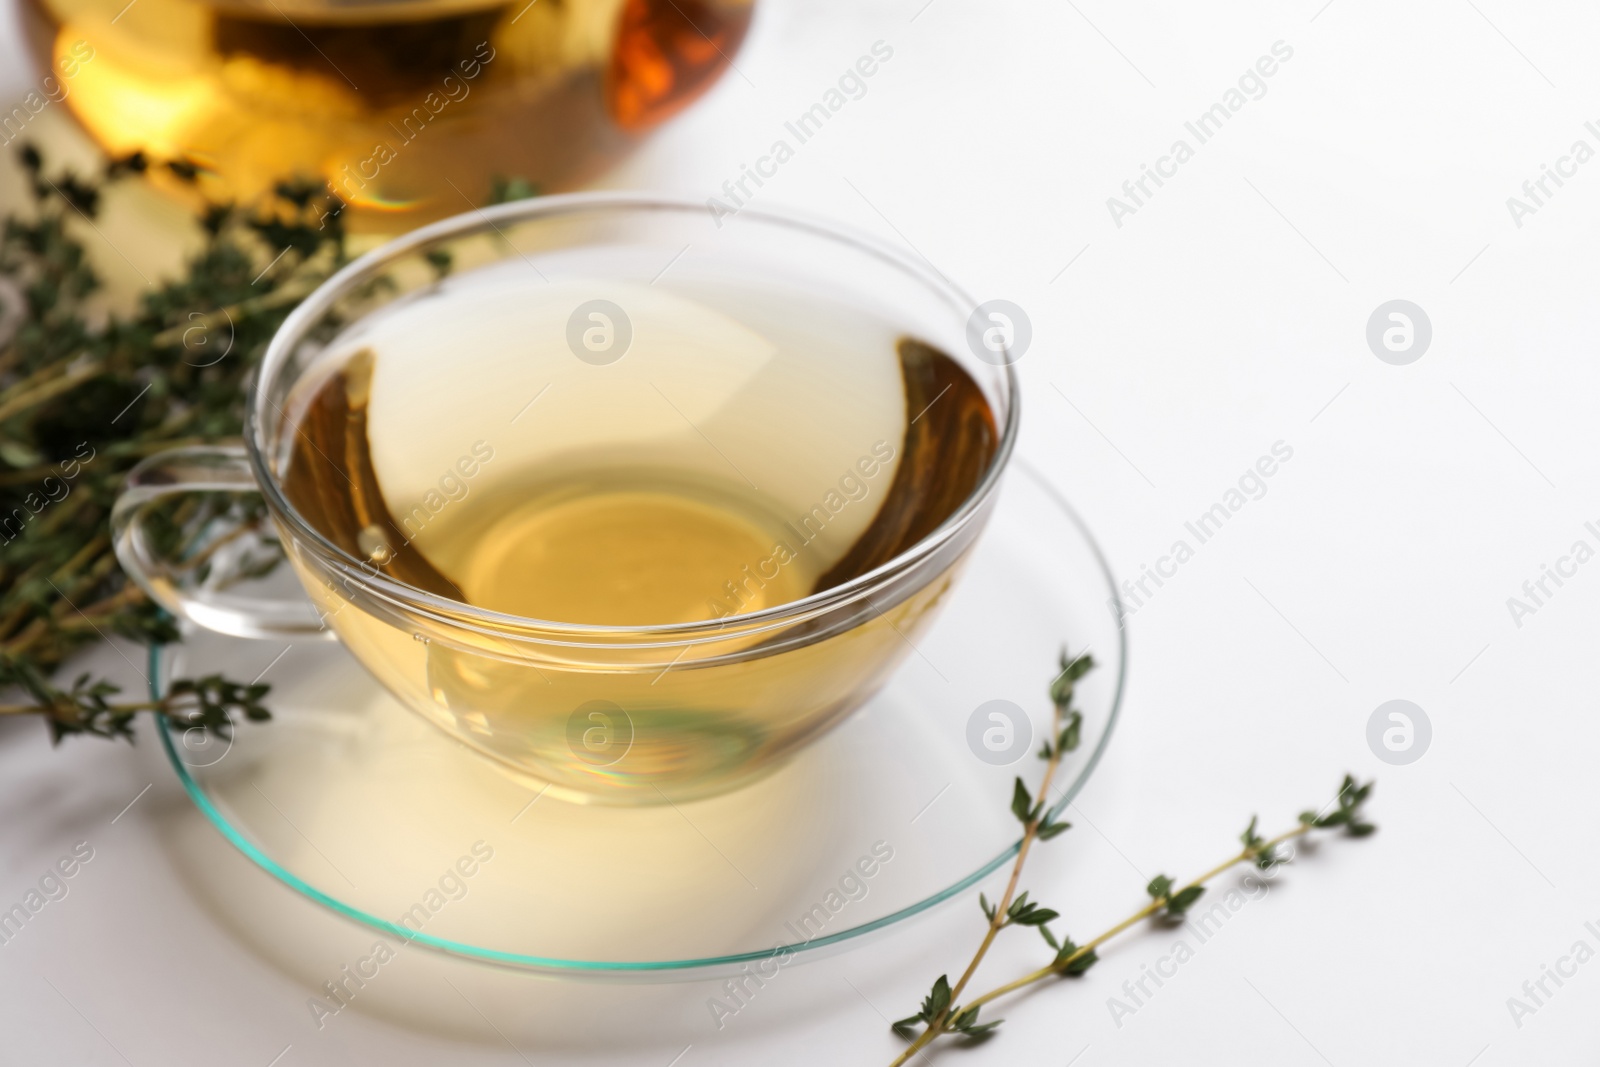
116, 195, 1020, 805
21, 0, 754, 223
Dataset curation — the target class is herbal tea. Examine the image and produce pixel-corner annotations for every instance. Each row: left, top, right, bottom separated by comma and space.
282, 272, 995, 624
274, 258, 1000, 801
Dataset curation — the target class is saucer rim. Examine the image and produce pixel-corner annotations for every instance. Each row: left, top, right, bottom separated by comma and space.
150, 459, 1127, 975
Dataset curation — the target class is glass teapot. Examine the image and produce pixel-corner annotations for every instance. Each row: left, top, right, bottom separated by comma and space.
21, 0, 753, 221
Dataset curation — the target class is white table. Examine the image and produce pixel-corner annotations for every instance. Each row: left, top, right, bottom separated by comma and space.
1, 1, 1594, 1063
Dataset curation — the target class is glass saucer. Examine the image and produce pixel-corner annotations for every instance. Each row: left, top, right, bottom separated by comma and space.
150, 460, 1125, 976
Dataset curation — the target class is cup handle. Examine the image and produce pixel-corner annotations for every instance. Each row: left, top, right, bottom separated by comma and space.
112, 445, 335, 640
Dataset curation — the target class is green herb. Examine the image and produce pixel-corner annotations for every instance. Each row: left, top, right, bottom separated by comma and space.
0, 144, 352, 740
487, 175, 540, 205
887, 649, 1377, 1065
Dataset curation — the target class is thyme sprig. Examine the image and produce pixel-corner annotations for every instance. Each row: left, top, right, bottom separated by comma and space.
890, 650, 1092, 1045
888, 651, 1377, 1064
0, 144, 350, 742
0, 145, 541, 743
0, 669, 270, 742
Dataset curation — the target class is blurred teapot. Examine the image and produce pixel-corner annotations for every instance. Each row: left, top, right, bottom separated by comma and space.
20, 0, 753, 221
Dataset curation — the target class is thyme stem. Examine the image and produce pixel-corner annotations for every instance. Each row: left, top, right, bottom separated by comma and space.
943, 698, 1068, 1009
886, 648, 1375, 1066
962, 824, 1313, 1014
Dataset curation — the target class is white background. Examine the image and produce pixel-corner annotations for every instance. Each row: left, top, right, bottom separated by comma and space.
3, 0, 1599, 1064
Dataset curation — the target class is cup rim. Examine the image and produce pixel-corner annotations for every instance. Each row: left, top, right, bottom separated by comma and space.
249, 191, 1021, 639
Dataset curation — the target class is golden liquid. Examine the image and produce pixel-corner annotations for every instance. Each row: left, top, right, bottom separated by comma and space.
283, 338, 994, 625
435, 475, 815, 624
21, 0, 752, 222
275, 270, 999, 802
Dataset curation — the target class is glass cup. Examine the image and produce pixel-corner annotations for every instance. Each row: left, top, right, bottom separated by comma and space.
112, 195, 1020, 804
